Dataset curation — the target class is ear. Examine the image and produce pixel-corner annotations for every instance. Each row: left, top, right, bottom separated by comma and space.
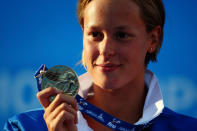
81, 25, 84, 32
147, 26, 161, 53
80, 22, 84, 33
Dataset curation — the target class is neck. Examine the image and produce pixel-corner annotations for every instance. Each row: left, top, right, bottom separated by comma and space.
88, 70, 147, 124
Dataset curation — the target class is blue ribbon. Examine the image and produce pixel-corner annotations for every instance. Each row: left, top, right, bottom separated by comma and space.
34, 65, 151, 131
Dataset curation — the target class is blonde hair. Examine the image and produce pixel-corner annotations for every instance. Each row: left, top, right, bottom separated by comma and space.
81, 50, 87, 70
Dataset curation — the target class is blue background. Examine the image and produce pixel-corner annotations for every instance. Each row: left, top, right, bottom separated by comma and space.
0, 0, 197, 129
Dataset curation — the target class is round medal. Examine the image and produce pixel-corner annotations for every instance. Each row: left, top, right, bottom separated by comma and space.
41, 65, 79, 101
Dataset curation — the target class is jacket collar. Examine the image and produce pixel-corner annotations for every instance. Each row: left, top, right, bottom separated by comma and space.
78, 70, 164, 125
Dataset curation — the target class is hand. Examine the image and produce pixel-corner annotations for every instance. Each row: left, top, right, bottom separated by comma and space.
37, 87, 78, 131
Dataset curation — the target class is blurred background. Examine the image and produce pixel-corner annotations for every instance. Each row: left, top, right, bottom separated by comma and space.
0, 0, 197, 129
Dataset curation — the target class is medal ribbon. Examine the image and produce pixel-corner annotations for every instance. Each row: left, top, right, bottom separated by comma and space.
34, 65, 151, 131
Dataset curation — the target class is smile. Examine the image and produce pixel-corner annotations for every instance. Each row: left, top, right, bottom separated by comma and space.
96, 63, 120, 72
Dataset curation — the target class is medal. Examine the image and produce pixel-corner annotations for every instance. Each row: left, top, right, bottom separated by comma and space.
35, 65, 79, 101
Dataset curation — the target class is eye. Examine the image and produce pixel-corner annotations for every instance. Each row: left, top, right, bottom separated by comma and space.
89, 31, 103, 41
92, 32, 99, 37
115, 31, 129, 40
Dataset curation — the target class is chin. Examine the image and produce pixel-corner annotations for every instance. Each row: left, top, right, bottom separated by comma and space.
92, 71, 123, 90
95, 79, 121, 90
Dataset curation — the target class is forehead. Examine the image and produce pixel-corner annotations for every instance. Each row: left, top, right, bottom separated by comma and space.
83, 0, 144, 29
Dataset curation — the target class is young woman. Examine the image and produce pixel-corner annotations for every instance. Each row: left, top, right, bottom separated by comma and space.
4, 0, 197, 130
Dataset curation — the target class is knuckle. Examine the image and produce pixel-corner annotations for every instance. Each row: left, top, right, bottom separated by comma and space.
61, 103, 68, 109
47, 87, 56, 93
61, 110, 67, 116
48, 87, 54, 91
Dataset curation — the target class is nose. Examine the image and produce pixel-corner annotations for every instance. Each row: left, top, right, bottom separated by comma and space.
98, 35, 116, 58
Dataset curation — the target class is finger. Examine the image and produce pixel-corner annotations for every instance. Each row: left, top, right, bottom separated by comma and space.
49, 103, 78, 124
54, 110, 76, 131
48, 93, 78, 112
37, 87, 63, 108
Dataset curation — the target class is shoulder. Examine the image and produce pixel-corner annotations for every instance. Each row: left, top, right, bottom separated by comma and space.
4, 108, 47, 131
149, 107, 197, 131
161, 107, 197, 124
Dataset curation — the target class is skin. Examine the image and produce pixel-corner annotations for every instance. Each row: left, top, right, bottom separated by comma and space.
37, 0, 160, 130
37, 87, 78, 131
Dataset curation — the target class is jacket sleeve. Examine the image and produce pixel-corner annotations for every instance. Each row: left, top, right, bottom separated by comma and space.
3, 109, 48, 131
4, 117, 25, 131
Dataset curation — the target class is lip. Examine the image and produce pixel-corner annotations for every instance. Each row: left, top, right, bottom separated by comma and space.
96, 63, 120, 72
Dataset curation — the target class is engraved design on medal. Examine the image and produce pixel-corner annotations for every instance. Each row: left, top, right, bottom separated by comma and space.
41, 65, 79, 101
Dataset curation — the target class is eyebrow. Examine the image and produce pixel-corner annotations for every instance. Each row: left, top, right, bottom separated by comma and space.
114, 25, 131, 30
84, 24, 101, 30
84, 25, 132, 31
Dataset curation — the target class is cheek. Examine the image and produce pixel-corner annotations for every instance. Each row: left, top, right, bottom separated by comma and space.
121, 40, 148, 64
83, 39, 99, 65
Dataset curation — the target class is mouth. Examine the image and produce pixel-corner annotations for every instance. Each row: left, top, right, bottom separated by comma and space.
96, 63, 121, 72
